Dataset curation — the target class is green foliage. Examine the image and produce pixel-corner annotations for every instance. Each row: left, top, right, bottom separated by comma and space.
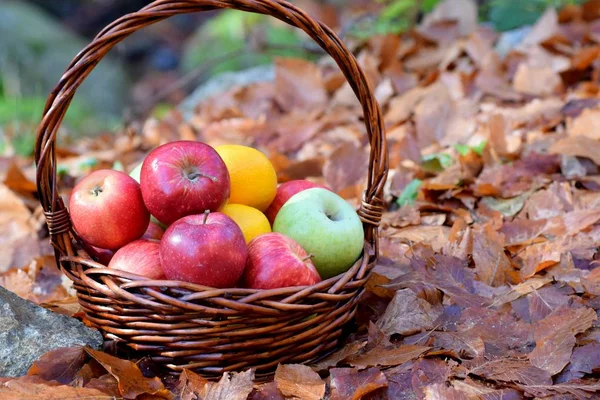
397, 178, 423, 206
455, 141, 487, 156
421, 152, 453, 173
484, 0, 583, 31
182, 10, 315, 75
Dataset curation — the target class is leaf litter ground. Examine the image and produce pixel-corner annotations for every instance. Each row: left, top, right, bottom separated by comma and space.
2, 0, 600, 398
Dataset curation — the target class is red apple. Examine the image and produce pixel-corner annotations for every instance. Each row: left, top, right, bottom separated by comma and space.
264, 180, 331, 225
160, 212, 247, 287
69, 169, 150, 250
109, 239, 165, 279
82, 243, 114, 265
142, 222, 164, 240
242, 233, 321, 289
140, 141, 230, 225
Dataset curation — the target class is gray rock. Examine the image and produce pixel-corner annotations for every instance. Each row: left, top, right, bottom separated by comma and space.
0, 286, 103, 377
179, 65, 274, 119
0, 1, 129, 119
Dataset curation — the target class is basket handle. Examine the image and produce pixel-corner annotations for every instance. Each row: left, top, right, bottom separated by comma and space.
35, 0, 388, 255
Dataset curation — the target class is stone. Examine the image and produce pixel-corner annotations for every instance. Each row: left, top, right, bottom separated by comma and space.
179, 65, 274, 119
0, 286, 103, 377
0, 1, 129, 118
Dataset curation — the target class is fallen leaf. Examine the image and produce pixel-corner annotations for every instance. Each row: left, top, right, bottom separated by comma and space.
274, 58, 327, 113
568, 107, 600, 139
516, 380, 600, 398
274, 364, 324, 400
85, 348, 172, 399
0, 183, 41, 271
248, 382, 284, 400
311, 340, 367, 372
513, 63, 562, 96
28, 347, 88, 385
468, 357, 552, 385
177, 369, 209, 400
329, 368, 388, 400
85, 374, 121, 397
0, 378, 113, 400
490, 278, 551, 306
377, 288, 443, 336
557, 343, 600, 383
422, 383, 470, 400
472, 223, 516, 287
529, 307, 597, 375
322, 141, 368, 194
421, 0, 478, 36
346, 344, 430, 368
528, 285, 571, 323
202, 370, 254, 400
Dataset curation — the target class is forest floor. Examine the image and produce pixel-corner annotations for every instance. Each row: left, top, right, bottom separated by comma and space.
2, 1, 600, 399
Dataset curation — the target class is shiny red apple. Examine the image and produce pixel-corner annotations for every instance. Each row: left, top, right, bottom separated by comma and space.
108, 239, 165, 279
69, 169, 150, 250
264, 180, 330, 225
160, 212, 247, 287
140, 141, 230, 225
82, 243, 114, 265
142, 222, 164, 240
242, 233, 322, 289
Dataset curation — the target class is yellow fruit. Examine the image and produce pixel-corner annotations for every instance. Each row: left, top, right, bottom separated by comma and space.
215, 145, 277, 211
221, 204, 271, 243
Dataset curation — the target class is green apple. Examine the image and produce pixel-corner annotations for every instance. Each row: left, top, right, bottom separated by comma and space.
273, 188, 364, 279
129, 162, 166, 229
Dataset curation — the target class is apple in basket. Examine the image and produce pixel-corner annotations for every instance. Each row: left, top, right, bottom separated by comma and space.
273, 188, 364, 279
160, 211, 247, 288
69, 169, 150, 250
242, 233, 321, 289
109, 239, 165, 280
264, 180, 331, 225
129, 161, 166, 228
140, 141, 230, 225
142, 221, 164, 241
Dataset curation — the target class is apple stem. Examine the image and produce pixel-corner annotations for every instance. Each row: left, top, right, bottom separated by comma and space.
188, 171, 218, 182
203, 209, 210, 224
301, 254, 314, 262
90, 186, 103, 197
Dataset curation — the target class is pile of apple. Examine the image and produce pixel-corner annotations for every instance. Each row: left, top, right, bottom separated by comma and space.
69, 140, 365, 290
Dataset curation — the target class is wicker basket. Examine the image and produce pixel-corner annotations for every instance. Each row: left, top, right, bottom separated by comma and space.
35, 0, 388, 378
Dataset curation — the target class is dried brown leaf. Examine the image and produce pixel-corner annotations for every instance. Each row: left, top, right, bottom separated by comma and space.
468, 357, 552, 385
491, 278, 551, 306
0, 183, 41, 271
85, 374, 121, 397
28, 347, 88, 385
515, 380, 600, 399
472, 223, 516, 286
274, 364, 325, 400
377, 288, 443, 336
568, 107, 600, 140
421, 0, 478, 36
322, 141, 368, 194
529, 307, 597, 375
0, 377, 112, 400
248, 382, 284, 400
274, 58, 327, 113
202, 370, 254, 400
84, 348, 172, 399
346, 344, 430, 368
177, 369, 209, 400
329, 368, 388, 400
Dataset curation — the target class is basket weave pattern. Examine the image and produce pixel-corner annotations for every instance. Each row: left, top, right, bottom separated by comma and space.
35, 0, 388, 376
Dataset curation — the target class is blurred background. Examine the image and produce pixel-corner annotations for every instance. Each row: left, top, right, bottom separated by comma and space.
0, 0, 586, 158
